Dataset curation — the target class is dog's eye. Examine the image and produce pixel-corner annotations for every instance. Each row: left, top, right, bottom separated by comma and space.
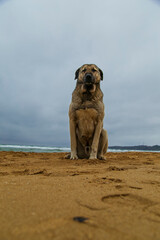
82, 68, 86, 73
92, 68, 96, 72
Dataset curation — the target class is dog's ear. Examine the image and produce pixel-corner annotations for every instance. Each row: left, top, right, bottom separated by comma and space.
98, 68, 103, 80
75, 68, 80, 80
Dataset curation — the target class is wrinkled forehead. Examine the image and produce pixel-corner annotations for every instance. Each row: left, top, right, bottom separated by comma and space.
80, 64, 98, 71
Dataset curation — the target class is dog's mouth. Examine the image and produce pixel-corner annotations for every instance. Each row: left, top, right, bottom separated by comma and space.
81, 83, 96, 93
84, 83, 94, 90
81, 73, 96, 93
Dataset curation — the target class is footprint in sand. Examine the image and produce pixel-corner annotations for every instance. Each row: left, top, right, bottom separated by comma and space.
141, 180, 160, 186
91, 177, 123, 184
115, 185, 143, 190
101, 193, 154, 207
0, 171, 9, 176
107, 166, 137, 171
12, 169, 47, 176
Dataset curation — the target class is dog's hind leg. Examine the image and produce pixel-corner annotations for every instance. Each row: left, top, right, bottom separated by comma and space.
97, 129, 108, 160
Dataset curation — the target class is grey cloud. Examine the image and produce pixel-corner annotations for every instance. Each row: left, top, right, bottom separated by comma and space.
0, 0, 160, 146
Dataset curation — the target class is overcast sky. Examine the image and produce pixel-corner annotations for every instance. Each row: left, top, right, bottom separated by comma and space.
0, 0, 160, 147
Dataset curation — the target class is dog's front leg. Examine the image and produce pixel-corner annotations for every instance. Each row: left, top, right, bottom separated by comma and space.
90, 121, 102, 159
69, 119, 78, 159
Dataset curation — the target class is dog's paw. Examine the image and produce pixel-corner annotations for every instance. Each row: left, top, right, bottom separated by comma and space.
97, 155, 106, 160
70, 152, 78, 160
89, 154, 97, 160
64, 153, 70, 159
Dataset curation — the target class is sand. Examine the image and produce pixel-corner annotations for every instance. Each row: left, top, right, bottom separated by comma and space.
0, 151, 160, 240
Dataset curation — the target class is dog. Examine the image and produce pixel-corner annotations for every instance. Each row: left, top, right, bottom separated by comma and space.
69, 64, 108, 160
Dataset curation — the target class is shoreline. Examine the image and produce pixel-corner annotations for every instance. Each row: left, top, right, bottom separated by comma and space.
1, 144, 160, 153
0, 151, 160, 240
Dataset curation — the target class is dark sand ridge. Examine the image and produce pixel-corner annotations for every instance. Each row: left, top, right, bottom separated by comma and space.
0, 151, 160, 240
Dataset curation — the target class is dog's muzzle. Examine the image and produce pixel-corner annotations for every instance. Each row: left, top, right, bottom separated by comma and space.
84, 73, 94, 84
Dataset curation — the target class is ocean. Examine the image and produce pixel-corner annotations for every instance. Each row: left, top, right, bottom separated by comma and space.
0, 144, 159, 153
0, 144, 70, 153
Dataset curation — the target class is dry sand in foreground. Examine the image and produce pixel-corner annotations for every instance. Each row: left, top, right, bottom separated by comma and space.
0, 151, 160, 240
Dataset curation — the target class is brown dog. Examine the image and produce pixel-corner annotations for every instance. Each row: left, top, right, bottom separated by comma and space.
69, 64, 108, 159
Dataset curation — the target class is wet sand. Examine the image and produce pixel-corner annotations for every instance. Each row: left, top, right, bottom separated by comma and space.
0, 151, 160, 240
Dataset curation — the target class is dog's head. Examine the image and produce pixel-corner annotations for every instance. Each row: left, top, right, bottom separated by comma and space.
74, 64, 103, 93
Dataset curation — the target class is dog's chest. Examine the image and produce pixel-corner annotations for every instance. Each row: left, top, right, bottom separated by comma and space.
75, 108, 98, 137
76, 108, 98, 122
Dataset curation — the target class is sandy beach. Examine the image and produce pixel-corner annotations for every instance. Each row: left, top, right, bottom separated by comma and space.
0, 151, 160, 240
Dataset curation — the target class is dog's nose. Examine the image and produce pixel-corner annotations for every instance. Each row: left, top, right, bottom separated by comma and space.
84, 73, 93, 84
